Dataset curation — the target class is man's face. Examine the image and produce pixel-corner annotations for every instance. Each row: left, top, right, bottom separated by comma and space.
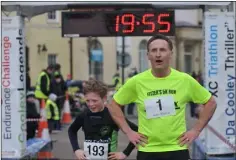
147, 39, 172, 70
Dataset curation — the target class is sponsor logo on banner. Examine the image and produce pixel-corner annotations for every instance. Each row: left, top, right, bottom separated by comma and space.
204, 12, 236, 155
1, 16, 26, 158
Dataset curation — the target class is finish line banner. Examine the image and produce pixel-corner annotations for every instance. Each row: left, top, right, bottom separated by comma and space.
204, 12, 236, 155
1, 16, 26, 158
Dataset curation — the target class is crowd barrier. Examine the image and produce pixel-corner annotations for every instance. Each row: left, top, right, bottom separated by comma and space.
192, 138, 236, 160
23, 138, 53, 159
2, 138, 52, 160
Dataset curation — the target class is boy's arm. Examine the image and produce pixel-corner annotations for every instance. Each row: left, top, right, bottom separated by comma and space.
122, 119, 138, 156
68, 114, 83, 152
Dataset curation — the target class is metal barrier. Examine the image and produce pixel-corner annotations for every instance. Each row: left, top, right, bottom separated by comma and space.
192, 138, 236, 160
1, 138, 52, 160
22, 138, 52, 160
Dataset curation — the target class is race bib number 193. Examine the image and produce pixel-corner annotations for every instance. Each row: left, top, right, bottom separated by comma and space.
84, 142, 108, 160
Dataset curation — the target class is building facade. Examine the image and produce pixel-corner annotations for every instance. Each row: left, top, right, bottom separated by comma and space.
4, 9, 209, 86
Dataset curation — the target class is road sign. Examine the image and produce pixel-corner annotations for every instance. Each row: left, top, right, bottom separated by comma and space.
91, 49, 103, 62
117, 53, 131, 68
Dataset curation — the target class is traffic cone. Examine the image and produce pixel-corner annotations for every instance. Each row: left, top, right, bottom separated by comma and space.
37, 151, 54, 159
37, 99, 51, 141
62, 92, 72, 124
37, 139, 54, 159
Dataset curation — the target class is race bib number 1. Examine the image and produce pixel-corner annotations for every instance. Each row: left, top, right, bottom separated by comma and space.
84, 142, 108, 160
144, 95, 176, 119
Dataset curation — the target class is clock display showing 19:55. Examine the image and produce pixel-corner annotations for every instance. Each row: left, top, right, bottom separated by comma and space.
112, 11, 175, 36
61, 10, 175, 37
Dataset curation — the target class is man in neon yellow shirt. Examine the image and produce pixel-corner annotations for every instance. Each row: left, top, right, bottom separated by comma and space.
107, 34, 217, 160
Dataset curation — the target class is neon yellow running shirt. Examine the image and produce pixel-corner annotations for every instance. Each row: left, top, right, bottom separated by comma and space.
113, 68, 211, 152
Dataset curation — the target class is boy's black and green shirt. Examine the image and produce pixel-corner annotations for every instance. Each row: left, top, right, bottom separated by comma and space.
68, 107, 138, 156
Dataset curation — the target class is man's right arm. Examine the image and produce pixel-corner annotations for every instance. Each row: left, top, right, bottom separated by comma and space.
122, 119, 138, 156
106, 77, 137, 134
107, 98, 147, 147
107, 77, 148, 147
107, 100, 133, 134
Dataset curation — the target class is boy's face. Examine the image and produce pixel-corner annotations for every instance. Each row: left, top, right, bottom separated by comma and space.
84, 92, 106, 113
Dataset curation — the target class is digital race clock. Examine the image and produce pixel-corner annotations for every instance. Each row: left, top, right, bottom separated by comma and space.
62, 10, 175, 37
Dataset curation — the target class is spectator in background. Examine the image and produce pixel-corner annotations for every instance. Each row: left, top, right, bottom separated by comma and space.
197, 71, 203, 86
108, 72, 122, 91
26, 91, 40, 140
26, 67, 31, 91
46, 93, 60, 134
53, 63, 67, 95
68, 80, 86, 94
191, 71, 197, 79
190, 71, 198, 117
131, 67, 138, 76
53, 63, 65, 81
65, 74, 72, 88
35, 64, 54, 105
50, 71, 66, 130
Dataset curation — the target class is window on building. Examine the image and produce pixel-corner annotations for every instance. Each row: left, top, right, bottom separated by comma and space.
47, 11, 59, 23
48, 11, 56, 20
139, 40, 149, 72
184, 54, 192, 74
184, 42, 193, 74
184, 43, 193, 53
90, 39, 103, 81
48, 54, 57, 66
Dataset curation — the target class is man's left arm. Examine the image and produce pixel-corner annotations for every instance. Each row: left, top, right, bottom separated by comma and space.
192, 96, 216, 133
188, 75, 217, 132
179, 96, 216, 146
178, 75, 217, 146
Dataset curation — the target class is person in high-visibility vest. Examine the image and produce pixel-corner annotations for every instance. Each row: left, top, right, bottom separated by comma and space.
109, 72, 122, 91
125, 73, 133, 83
26, 91, 40, 140
107, 72, 123, 112
46, 93, 60, 134
34, 65, 54, 103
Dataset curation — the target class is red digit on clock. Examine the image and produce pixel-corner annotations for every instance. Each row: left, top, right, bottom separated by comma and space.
115, 15, 120, 32
121, 14, 135, 33
142, 14, 155, 33
158, 13, 171, 33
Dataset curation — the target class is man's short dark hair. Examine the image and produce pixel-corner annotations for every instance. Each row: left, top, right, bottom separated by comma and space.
147, 34, 173, 51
